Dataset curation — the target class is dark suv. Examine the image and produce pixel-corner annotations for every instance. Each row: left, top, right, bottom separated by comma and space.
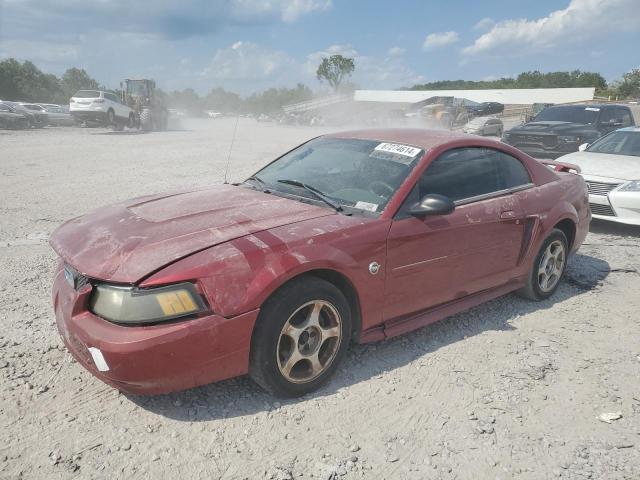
468, 101, 504, 116
502, 104, 635, 159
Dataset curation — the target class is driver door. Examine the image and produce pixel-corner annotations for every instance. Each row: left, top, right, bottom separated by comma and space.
383, 147, 530, 321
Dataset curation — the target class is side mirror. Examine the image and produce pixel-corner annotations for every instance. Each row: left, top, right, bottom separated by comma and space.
409, 194, 455, 217
578, 143, 589, 152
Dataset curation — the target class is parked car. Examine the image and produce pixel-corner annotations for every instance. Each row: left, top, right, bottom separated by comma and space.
3, 101, 48, 128
462, 116, 504, 136
38, 104, 76, 126
69, 90, 132, 129
558, 127, 640, 225
503, 104, 636, 159
0, 102, 31, 129
468, 102, 504, 117
50, 129, 590, 397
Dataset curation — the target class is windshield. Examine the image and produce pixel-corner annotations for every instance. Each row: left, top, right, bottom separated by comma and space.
126, 81, 148, 96
533, 106, 599, 124
587, 131, 640, 157
73, 90, 101, 98
253, 137, 423, 213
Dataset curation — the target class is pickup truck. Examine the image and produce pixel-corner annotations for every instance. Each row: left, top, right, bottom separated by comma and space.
502, 104, 636, 159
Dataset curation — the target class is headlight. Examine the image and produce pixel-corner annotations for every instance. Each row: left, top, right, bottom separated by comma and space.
90, 282, 206, 324
618, 180, 640, 192
558, 135, 580, 143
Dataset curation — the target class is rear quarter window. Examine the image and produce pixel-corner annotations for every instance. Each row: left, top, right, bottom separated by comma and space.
494, 151, 532, 188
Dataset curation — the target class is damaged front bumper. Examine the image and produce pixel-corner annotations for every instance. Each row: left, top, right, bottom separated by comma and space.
52, 263, 259, 395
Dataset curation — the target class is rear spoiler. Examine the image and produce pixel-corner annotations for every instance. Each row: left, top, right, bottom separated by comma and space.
538, 159, 581, 174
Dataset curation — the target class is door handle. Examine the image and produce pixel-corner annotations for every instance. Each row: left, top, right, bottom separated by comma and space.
500, 210, 516, 219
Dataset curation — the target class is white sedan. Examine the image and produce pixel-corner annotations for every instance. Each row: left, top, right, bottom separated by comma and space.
559, 127, 640, 225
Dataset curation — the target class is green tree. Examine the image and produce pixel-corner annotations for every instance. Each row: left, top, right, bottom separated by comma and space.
616, 69, 640, 98
244, 84, 313, 114
205, 87, 242, 113
316, 55, 355, 92
407, 70, 607, 92
0, 59, 64, 102
60, 68, 100, 102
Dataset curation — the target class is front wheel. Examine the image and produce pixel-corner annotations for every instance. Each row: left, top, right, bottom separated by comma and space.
140, 108, 152, 131
517, 228, 568, 301
107, 109, 115, 125
249, 276, 352, 397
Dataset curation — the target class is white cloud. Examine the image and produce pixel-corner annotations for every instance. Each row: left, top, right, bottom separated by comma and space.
278, 0, 332, 22
473, 17, 494, 31
202, 41, 296, 83
2, 0, 331, 40
387, 46, 406, 57
464, 0, 640, 56
422, 31, 459, 50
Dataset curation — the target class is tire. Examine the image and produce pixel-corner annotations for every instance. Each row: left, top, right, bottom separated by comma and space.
517, 228, 568, 301
107, 109, 115, 125
140, 108, 152, 131
249, 276, 352, 397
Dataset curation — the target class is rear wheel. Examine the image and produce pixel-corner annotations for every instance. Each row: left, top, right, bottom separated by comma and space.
517, 229, 568, 301
249, 276, 351, 397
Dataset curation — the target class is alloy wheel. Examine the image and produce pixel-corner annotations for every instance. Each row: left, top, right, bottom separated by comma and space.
537, 240, 565, 292
277, 300, 342, 383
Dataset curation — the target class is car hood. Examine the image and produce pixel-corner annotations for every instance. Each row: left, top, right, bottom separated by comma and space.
509, 121, 594, 135
559, 151, 640, 182
50, 185, 334, 283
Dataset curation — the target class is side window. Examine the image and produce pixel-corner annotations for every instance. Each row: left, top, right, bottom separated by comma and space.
598, 108, 616, 125
105, 93, 118, 103
417, 148, 501, 202
398, 147, 531, 215
618, 109, 633, 127
494, 151, 532, 188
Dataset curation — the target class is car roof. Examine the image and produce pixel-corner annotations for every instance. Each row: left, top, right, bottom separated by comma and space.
325, 128, 471, 151
618, 126, 640, 132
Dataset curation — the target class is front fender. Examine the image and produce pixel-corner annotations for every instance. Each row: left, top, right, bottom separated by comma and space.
141, 219, 390, 332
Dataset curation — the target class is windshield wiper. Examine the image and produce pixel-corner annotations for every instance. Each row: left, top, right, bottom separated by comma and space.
245, 174, 270, 193
277, 179, 343, 212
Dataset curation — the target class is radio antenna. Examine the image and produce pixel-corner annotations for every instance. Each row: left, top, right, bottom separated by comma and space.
223, 114, 240, 184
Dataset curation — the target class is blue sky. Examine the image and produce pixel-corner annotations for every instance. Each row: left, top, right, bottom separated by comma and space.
1, 0, 638, 95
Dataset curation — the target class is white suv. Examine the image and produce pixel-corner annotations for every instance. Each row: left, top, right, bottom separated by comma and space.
69, 90, 132, 129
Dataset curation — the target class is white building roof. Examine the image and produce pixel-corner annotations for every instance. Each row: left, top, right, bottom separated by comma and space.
354, 87, 595, 105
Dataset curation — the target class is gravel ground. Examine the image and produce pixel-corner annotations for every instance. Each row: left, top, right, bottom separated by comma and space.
1, 119, 639, 480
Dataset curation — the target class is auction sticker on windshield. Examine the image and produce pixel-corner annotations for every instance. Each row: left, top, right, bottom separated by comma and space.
374, 142, 421, 157
371, 142, 422, 165
354, 201, 378, 212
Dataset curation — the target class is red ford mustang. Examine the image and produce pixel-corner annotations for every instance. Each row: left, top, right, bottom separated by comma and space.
50, 129, 590, 397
